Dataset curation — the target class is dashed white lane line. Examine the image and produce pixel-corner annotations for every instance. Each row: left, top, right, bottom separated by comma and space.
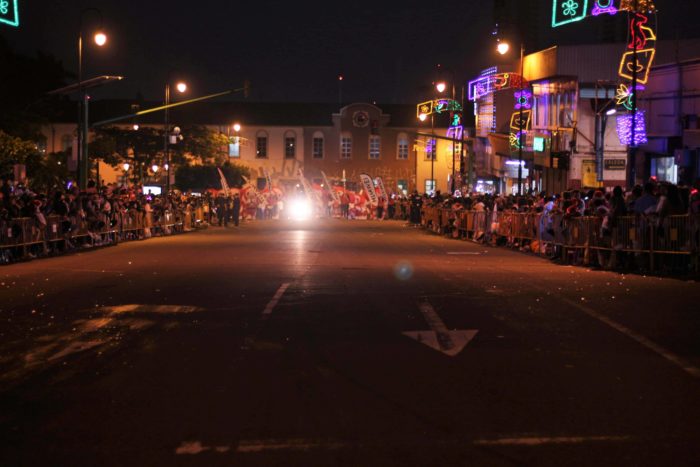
559, 296, 700, 379
262, 283, 291, 318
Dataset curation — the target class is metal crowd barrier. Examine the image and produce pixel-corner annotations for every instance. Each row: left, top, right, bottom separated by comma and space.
1, 205, 210, 264
419, 207, 700, 273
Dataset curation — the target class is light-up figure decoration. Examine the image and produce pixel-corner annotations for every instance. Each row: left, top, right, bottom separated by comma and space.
447, 126, 464, 141
616, 111, 648, 145
0, 0, 19, 27
629, 12, 656, 50
514, 90, 533, 110
616, 83, 646, 111
592, 0, 618, 16
510, 131, 525, 149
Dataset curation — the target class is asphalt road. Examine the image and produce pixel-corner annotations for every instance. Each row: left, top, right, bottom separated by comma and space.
1, 220, 699, 466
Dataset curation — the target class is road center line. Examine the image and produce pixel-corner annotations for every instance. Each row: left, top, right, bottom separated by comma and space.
559, 296, 700, 379
262, 283, 291, 317
473, 435, 633, 446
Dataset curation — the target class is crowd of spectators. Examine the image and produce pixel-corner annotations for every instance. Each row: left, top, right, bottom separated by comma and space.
413, 180, 700, 272
419, 181, 699, 219
1, 178, 208, 260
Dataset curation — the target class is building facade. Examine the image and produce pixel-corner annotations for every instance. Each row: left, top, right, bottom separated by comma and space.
40, 102, 456, 195
469, 41, 700, 194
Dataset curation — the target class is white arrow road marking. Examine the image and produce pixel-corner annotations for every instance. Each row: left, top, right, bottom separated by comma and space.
403, 302, 478, 357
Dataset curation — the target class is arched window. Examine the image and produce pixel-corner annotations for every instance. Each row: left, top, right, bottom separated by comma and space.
312, 131, 324, 159
340, 132, 352, 159
397, 133, 409, 160
284, 130, 296, 159
369, 135, 381, 160
256, 131, 268, 158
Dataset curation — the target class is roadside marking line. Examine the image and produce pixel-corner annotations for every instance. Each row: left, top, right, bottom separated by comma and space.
560, 297, 700, 379
262, 283, 291, 317
237, 439, 346, 453
447, 252, 482, 255
473, 435, 633, 446
175, 435, 637, 455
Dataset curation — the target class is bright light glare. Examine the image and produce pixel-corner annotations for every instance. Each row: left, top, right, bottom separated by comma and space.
94, 32, 108, 46
606, 108, 618, 116
176, 82, 188, 93
151, 164, 159, 173
497, 42, 510, 55
290, 199, 312, 221
419, 113, 428, 122
122, 163, 130, 171
233, 123, 241, 132
436, 82, 447, 93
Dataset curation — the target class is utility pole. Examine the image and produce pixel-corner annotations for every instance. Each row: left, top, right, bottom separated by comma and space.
517, 43, 525, 196
628, 0, 639, 188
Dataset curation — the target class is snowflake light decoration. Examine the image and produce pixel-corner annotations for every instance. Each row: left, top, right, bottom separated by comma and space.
514, 90, 533, 110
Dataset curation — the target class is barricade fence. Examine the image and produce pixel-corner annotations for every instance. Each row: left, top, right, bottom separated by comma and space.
1, 206, 210, 264
420, 208, 700, 273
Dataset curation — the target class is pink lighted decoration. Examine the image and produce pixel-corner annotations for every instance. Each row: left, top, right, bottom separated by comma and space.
592, 0, 618, 16
514, 90, 533, 110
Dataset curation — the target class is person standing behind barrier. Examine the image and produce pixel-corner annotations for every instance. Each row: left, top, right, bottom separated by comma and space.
409, 190, 422, 224
143, 198, 153, 238
232, 193, 241, 227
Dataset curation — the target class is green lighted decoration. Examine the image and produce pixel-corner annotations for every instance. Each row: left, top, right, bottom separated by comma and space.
552, 0, 589, 27
0, 0, 19, 27
534, 137, 546, 152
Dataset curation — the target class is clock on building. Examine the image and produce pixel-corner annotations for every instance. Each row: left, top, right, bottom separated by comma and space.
352, 111, 370, 128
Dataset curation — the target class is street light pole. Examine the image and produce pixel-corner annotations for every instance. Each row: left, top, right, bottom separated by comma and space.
77, 8, 105, 191
164, 80, 187, 194
164, 83, 171, 193
517, 42, 525, 196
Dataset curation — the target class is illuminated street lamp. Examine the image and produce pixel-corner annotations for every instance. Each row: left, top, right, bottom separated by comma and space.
122, 162, 130, 171
436, 82, 447, 94
418, 113, 428, 122
94, 32, 107, 47
497, 40, 526, 195
152, 164, 159, 173
77, 8, 109, 190
233, 123, 242, 132
164, 79, 188, 193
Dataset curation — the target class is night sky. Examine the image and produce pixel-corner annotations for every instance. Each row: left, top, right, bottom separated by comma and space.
3, 0, 699, 104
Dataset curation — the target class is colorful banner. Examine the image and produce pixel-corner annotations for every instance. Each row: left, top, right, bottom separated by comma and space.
217, 168, 230, 197
359, 174, 378, 205
298, 169, 323, 206
376, 177, 389, 202
242, 175, 265, 204
321, 171, 340, 203
263, 167, 273, 191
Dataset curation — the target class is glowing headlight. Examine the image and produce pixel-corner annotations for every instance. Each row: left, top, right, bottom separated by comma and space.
290, 200, 312, 220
